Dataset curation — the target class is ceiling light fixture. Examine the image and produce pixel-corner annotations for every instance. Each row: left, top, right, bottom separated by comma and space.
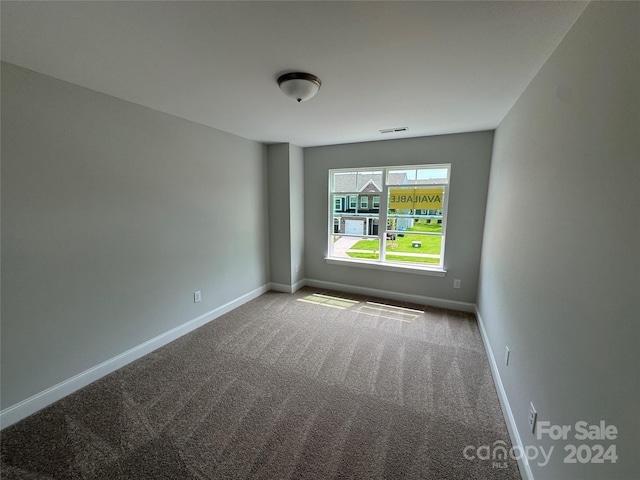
277, 72, 322, 102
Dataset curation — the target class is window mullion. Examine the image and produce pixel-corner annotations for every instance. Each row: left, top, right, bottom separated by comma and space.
379, 168, 389, 263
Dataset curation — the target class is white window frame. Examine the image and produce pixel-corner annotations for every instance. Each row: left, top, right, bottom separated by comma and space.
327, 164, 450, 275
360, 196, 368, 209
349, 195, 358, 209
372, 196, 380, 208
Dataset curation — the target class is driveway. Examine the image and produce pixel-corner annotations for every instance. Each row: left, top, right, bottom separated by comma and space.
332, 236, 362, 257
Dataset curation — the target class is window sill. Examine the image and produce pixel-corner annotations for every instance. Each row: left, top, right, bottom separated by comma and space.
325, 257, 447, 277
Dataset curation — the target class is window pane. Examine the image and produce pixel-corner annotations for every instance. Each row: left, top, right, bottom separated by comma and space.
416, 167, 449, 183
387, 186, 445, 236
388, 168, 449, 185
384, 233, 442, 265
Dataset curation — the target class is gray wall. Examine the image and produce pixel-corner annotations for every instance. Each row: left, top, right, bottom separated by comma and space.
267, 144, 292, 286
477, 2, 639, 479
1, 63, 270, 409
304, 131, 493, 303
289, 144, 305, 285
267, 143, 305, 289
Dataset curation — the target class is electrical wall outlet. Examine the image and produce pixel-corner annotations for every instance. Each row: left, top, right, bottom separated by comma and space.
504, 346, 510, 366
194, 291, 202, 303
528, 402, 537, 434
453, 279, 461, 289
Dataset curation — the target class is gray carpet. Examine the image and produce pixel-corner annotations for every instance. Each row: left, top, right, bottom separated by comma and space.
1, 288, 521, 479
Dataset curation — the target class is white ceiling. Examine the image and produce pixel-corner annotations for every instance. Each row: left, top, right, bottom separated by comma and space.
1, 1, 588, 147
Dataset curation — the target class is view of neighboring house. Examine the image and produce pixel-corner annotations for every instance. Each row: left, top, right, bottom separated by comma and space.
332, 171, 445, 236
332, 172, 389, 235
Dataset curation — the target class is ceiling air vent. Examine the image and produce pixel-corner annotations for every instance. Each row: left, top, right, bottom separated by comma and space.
379, 127, 408, 134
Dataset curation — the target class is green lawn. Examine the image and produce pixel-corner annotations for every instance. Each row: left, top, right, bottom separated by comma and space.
349, 229, 442, 255
343, 221, 442, 264
406, 222, 442, 234
387, 234, 441, 254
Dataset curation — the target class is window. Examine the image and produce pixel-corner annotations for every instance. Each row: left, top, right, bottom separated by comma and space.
328, 165, 450, 272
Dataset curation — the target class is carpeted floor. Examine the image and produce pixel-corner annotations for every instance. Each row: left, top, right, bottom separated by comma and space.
1, 288, 521, 479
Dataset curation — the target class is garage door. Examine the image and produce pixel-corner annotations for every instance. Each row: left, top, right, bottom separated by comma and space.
345, 219, 364, 235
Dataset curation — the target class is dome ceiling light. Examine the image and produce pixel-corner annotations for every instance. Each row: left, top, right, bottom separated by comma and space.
277, 72, 322, 102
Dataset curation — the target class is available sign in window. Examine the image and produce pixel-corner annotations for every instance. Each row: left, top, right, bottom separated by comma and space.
388, 187, 443, 211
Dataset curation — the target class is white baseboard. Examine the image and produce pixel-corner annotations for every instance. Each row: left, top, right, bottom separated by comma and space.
475, 306, 533, 480
269, 279, 306, 294
305, 278, 475, 312
0, 283, 271, 430
269, 282, 291, 293
291, 279, 306, 293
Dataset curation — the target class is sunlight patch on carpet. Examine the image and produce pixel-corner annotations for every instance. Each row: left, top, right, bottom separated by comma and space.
354, 303, 420, 322
297, 293, 360, 309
